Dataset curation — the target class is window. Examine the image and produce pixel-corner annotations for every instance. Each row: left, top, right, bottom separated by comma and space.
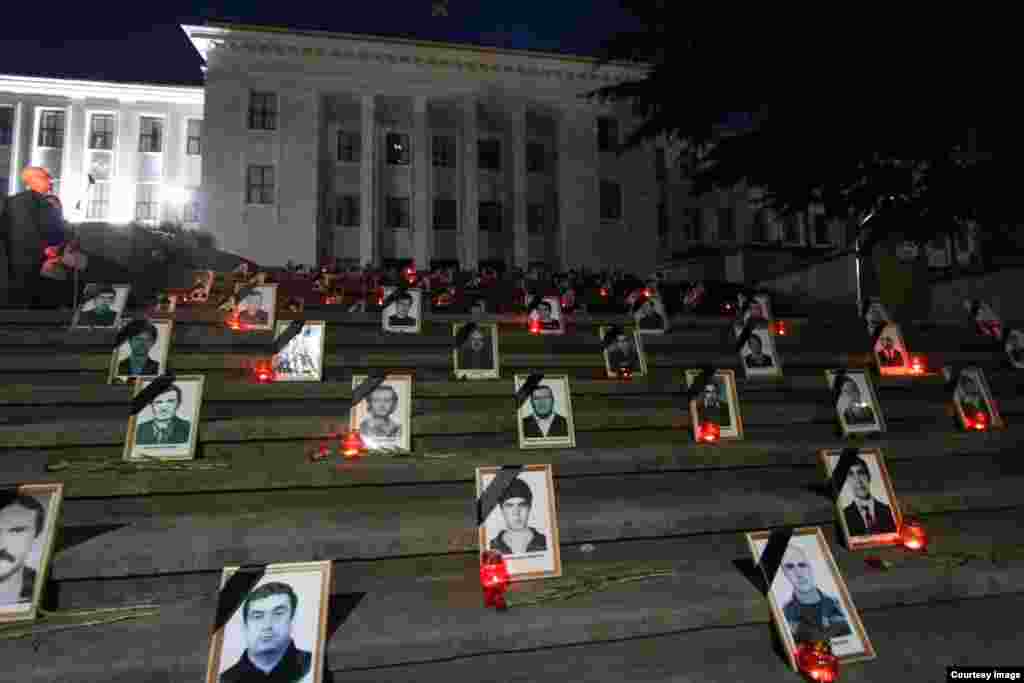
386, 196, 410, 228
655, 148, 667, 181
86, 182, 111, 219
717, 207, 735, 241
433, 198, 457, 230
527, 142, 546, 173
527, 204, 546, 234
186, 119, 203, 156
432, 135, 456, 168
0, 177, 8, 196
183, 192, 201, 223
600, 180, 622, 221
336, 194, 360, 227
336, 131, 360, 162
479, 201, 503, 232
478, 139, 501, 171
138, 117, 163, 153
386, 132, 410, 165
248, 92, 277, 131
657, 202, 668, 237
597, 117, 618, 152
38, 110, 65, 148
135, 183, 160, 221
782, 213, 802, 244
246, 165, 275, 205
89, 114, 115, 150
0, 107, 12, 146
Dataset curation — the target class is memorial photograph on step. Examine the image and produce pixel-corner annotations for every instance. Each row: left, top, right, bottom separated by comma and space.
271, 321, 326, 382
476, 464, 562, 581
123, 375, 206, 461
747, 527, 876, 670
0, 483, 64, 624
349, 374, 413, 452
453, 322, 501, 380
862, 297, 891, 335
231, 284, 278, 332
633, 295, 669, 335
684, 369, 743, 440
738, 292, 773, 324
205, 560, 332, 683
599, 326, 648, 378
382, 288, 423, 334
873, 323, 912, 375
108, 319, 174, 384
735, 324, 783, 380
71, 283, 130, 329
819, 448, 903, 550
514, 374, 577, 449
952, 366, 1004, 430
826, 369, 886, 437
528, 295, 566, 335
1005, 328, 1024, 370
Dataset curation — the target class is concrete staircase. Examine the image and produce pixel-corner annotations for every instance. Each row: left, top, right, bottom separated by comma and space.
0, 304, 1021, 682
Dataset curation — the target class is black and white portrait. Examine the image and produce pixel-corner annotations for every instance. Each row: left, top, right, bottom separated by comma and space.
124, 375, 206, 461
271, 321, 326, 382
953, 366, 1003, 429
476, 465, 562, 581
1005, 329, 1024, 370
233, 284, 278, 332
634, 296, 669, 335
827, 370, 886, 437
72, 283, 130, 329
863, 298, 891, 335
453, 322, 500, 380
747, 528, 875, 669
515, 375, 577, 449
528, 296, 565, 335
206, 560, 331, 683
600, 326, 648, 378
108, 319, 173, 384
820, 448, 902, 549
382, 288, 423, 334
873, 323, 911, 375
0, 483, 63, 623
685, 369, 743, 440
349, 374, 413, 452
736, 325, 783, 379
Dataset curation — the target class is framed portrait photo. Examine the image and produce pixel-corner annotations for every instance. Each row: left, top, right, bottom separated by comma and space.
746, 527, 876, 669
873, 323, 912, 375
1005, 328, 1024, 370
349, 374, 413, 452
232, 284, 278, 333
633, 295, 669, 335
952, 366, 1004, 430
475, 464, 562, 582
382, 288, 423, 334
71, 283, 130, 329
205, 560, 332, 683
0, 483, 64, 624
272, 321, 326, 382
600, 326, 648, 378
735, 324, 783, 380
123, 374, 205, 461
684, 369, 744, 440
819, 448, 903, 550
826, 369, 886, 437
515, 374, 577, 449
453, 322, 500, 380
528, 295, 565, 335
862, 297, 891, 335
108, 319, 174, 385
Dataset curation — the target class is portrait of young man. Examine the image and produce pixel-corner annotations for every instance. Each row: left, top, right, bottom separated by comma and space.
528, 297, 565, 334
600, 326, 648, 378
382, 289, 422, 334
873, 323, 910, 374
72, 284, 130, 329
747, 528, 875, 669
685, 369, 743, 440
271, 321, 325, 382
207, 561, 331, 683
109, 320, 173, 384
736, 326, 783, 379
634, 297, 668, 334
349, 375, 413, 452
453, 322, 500, 379
0, 483, 63, 623
124, 375, 205, 461
515, 375, 576, 449
827, 370, 885, 437
1006, 329, 1024, 370
476, 465, 562, 581
820, 449, 902, 549
953, 367, 1003, 429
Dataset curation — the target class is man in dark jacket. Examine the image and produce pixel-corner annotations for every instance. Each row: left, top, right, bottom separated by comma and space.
1, 167, 67, 308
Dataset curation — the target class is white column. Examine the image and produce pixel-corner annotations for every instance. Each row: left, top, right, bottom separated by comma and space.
461, 95, 479, 270
511, 101, 528, 271
360, 94, 376, 267
412, 95, 431, 268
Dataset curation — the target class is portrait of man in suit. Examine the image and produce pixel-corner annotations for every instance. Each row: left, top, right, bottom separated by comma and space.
77, 286, 119, 327
606, 331, 638, 372
521, 385, 569, 438
876, 335, 905, 368
220, 582, 313, 683
117, 321, 161, 377
458, 327, 495, 370
837, 376, 876, 427
387, 292, 418, 328
635, 298, 666, 331
841, 456, 897, 536
780, 545, 853, 643
237, 291, 269, 326
488, 477, 548, 556
0, 493, 46, 608
697, 379, 732, 429
135, 384, 192, 446
956, 371, 991, 423
743, 333, 775, 369
358, 385, 402, 443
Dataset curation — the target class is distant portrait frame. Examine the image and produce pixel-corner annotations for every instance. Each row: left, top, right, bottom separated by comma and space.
123, 374, 205, 461
862, 297, 891, 335
349, 374, 413, 452
271, 320, 326, 382
739, 292, 773, 324
107, 319, 174, 385
453, 322, 501, 380
1005, 328, 1024, 370
735, 324, 784, 380
599, 325, 648, 378
684, 368, 744, 440
528, 295, 566, 335
873, 322, 912, 376
952, 365, 1005, 430
232, 283, 278, 333
71, 283, 131, 329
818, 448, 903, 550
634, 295, 670, 335
515, 374, 577, 449
382, 287, 423, 334
826, 369, 886, 437
0, 482, 64, 624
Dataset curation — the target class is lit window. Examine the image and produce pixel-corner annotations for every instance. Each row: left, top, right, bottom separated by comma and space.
386, 133, 410, 165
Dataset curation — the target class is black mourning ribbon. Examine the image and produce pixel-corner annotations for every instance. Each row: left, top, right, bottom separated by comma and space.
527, 295, 544, 314
212, 565, 266, 633
476, 465, 525, 526
515, 373, 545, 408
756, 528, 795, 593
455, 322, 478, 349
114, 319, 152, 349
381, 286, 410, 310
601, 325, 624, 351
685, 365, 717, 403
271, 319, 306, 355
130, 373, 177, 416
830, 369, 851, 410
829, 448, 864, 501
734, 320, 756, 354
352, 374, 387, 407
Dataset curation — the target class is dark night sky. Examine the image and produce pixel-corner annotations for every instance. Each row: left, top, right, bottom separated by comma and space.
0, 1, 642, 86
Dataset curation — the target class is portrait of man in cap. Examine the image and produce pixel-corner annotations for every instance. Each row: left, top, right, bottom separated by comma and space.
488, 477, 548, 556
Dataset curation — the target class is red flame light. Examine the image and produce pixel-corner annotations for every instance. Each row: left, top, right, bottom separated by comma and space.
796, 641, 839, 682
698, 421, 720, 443
529, 319, 541, 334
910, 356, 926, 375
773, 320, 788, 336
341, 431, 367, 458
900, 519, 928, 552
968, 411, 989, 431
480, 550, 510, 609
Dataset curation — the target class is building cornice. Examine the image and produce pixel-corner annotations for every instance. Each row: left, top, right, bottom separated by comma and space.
0, 74, 203, 105
181, 23, 650, 85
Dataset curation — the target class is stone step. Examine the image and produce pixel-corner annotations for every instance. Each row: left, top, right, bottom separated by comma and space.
6, 508, 1024, 681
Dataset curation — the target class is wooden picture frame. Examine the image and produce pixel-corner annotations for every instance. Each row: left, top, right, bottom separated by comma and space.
475, 464, 562, 582
873, 322, 912, 376
684, 369, 744, 440
349, 374, 413, 452
528, 295, 566, 335
600, 326, 648, 378
271, 321, 326, 382
123, 375, 205, 461
735, 324, 784, 380
0, 482, 64, 624
453, 322, 501, 380
71, 283, 131, 329
819, 448, 903, 550
382, 288, 423, 334
515, 374, 577, 449
826, 369, 886, 437
108, 319, 174, 385
952, 366, 1005, 430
